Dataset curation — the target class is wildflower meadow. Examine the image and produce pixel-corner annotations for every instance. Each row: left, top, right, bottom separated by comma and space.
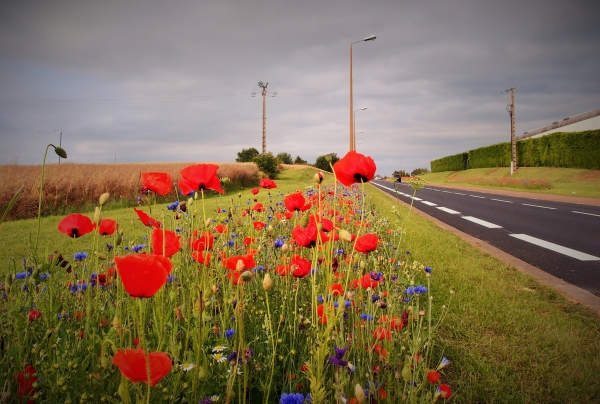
0, 147, 454, 403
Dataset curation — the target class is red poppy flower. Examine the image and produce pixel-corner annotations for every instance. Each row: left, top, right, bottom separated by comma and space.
141, 172, 172, 196
189, 231, 214, 251
284, 193, 311, 212
251, 188, 259, 195
367, 343, 388, 358
253, 203, 265, 212
427, 370, 441, 383
316, 304, 334, 325
225, 254, 256, 272
253, 221, 266, 230
284, 211, 293, 220
215, 224, 227, 234
114, 254, 172, 298
243, 237, 255, 246
354, 234, 379, 254
359, 273, 381, 289
112, 349, 172, 386
191, 250, 212, 266
227, 271, 242, 285
290, 255, 311, 278
151, 229, 181, 258
58, 213, 95, 238
333, 151, 377, 186
98, 218, 118, 235
178, 164, 223, 195
28, 309, 42, 322
309, 214, 333, 232
388, 316, 404, 331
15, 366, 37, 403
98, 273, 108, 286
373, 326, 392, 341
259, 178, 277, 189
439, 384, 452, 399
276, 264, 290, 276
292, 223, 329, 248
329, 283, 344, 295
133, 208, 161, 228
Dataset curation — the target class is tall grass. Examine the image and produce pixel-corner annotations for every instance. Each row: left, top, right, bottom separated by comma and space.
0, 162, 260, 220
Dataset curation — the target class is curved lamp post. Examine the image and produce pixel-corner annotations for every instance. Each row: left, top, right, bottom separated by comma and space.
350, 34, 376, 151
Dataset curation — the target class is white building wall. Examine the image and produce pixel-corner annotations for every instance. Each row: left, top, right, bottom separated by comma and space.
530, 115, 600, 138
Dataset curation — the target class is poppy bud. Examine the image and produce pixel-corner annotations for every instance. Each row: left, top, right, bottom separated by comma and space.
54, 146, 68, 159
205, 218, 211, 227
99, 192, 110, 206
313, 172, 324, 184
187, 197, 194, 207
240, 271, 254, 282
355, 384, 366, 403
281, 243, 289, 253
198, 366, 208, 380
325, 154, 333, 162
6, 272, 13, 286
194, 192, 199, 200
194, 298, 204, 314
267, 224, 274, 232
212, 284, 219, 294
338, 229, 352, 242
236, 259, 245, 272
262, 273, 273, 291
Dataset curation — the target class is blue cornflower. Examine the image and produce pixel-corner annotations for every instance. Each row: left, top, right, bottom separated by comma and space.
257, 265, 265, 272
328, 346, 348, 367
106, 243, 114, 251
175, 228, 182, 233
166, 201, 179, 211
317, 295, 324, 303
15, 272, 30, 280
345, 300, 352, 309
406, 250, 411, 255
73, 252, 88, 261
359, 314, 374, 321
131, 244, 146, 253
425, 266, 432, 274
39, 273, 50, 281
225, 328, 235, 338
228, 240, 235, 246
333, 302, 339, 309
280, 392, 306, 404
274, 238, 284, 248
371, 294, 381, 303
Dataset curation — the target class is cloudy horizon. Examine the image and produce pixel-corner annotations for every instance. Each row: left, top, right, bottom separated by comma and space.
1, 0, 599, 175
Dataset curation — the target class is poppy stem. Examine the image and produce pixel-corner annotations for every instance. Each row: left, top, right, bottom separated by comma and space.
34, 144, 52, 255
201, 189, 207, 228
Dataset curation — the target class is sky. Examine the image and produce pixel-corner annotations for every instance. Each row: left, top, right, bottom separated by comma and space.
1, 0, 599, 176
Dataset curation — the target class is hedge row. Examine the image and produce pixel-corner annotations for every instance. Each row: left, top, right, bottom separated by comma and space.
430, 130, 600, 172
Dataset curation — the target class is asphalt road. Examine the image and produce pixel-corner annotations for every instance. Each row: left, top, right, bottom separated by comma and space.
371, 180, 600, 297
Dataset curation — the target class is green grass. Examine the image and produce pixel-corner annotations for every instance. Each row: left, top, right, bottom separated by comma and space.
418, 167, 600, 199
2, 166, 600, 403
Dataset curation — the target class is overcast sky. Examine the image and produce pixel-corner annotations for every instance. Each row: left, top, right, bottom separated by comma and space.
1, 0, 599, 175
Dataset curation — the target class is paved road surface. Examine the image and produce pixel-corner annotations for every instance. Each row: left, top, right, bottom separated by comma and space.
371, 180, 600, 297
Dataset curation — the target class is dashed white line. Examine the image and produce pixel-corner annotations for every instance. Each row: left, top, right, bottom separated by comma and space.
421, 201, 438, 206
411, 197, 423, 201
573, 211, 600, 218
462, 216, 502, 228
522, 203, 557, 210
509, 234, 600, 261
469, 195, 485, 199
491, 198, 513, 203
436, 207, 461, 214
441, 190, 452, 193
454, 192, 466, 195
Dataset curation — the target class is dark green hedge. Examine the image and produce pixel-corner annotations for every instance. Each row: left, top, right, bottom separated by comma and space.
430, 130, 600, 172
431, 152, 468, 172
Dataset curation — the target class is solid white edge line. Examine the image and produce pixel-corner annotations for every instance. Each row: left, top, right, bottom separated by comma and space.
461, 216, 502, 228
522, 203, 557, 210
572, 211, 600, 218
509, 234, 600, 261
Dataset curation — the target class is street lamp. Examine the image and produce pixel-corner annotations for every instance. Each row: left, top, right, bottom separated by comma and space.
350, 34, 376, 151
353, 107, 367, 151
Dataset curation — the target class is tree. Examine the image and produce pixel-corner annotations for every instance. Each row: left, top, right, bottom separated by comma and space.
314, 153, 339, 172
294, 155, 307, 165
411, 168, 430, 176
253, 152, 279, 179
236, 148, 259, 163
276, 152, 293, 165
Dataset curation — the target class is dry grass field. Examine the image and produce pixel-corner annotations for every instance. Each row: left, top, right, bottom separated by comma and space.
0, 162, 260, 220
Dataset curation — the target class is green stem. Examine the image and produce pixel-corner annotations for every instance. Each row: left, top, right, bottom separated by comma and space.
35, 144, 53, 255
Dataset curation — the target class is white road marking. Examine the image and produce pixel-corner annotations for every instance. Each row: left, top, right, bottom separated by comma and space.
441, 190, 452, 193
461, 216, 502, 228
469, 195, 485, 199
436, 207, 461, 214
491, 198, 513, 203
573, 211, 600, 218
454, 192, 466, 195
421, 201, 438, 206
509, 234, 600, 261
522, 203, 556, 210
411, 197, 423, 201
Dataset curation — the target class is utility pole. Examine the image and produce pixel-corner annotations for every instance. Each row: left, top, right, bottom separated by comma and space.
503, 87, 517, 174
252, 82, 276, 154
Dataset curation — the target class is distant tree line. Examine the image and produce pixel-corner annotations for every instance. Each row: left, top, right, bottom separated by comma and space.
235, 147, 341, 177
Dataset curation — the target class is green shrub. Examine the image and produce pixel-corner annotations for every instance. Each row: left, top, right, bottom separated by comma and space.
252, 152, 280, 178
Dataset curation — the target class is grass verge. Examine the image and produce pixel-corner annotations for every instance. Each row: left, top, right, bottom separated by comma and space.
418, 167, 600, 199
1, 167, 599, 403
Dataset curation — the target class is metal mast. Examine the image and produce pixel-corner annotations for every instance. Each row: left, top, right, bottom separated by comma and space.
504, 87, 518, 173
